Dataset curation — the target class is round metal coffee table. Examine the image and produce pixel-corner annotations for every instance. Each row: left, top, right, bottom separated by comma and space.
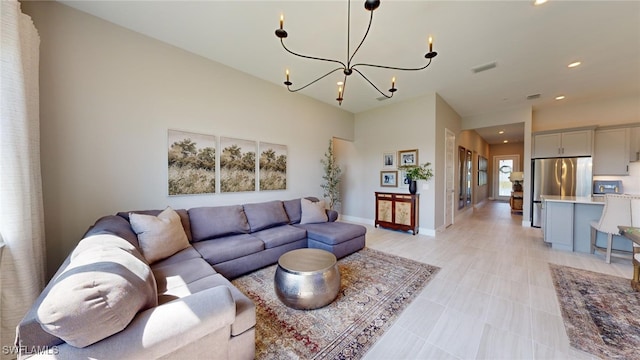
274, 248, 341, 310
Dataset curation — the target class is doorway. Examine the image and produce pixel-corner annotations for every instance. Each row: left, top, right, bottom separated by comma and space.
493, 155, 520, 201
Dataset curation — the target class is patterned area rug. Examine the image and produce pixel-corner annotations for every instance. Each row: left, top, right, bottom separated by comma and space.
549, 264, 640, 359
232, 247, 440, 359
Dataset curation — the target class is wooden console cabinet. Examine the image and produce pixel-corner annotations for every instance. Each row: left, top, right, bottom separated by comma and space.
375, 192, 419, 235
510, 191, 523, 213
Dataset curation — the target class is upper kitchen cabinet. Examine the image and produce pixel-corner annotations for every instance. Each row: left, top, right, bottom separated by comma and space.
630, 126, 640, 162
533, 129, 593, 158
593, 127, 630, 175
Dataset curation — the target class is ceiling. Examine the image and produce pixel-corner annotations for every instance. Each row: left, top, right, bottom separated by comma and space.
58, 1, 640, 144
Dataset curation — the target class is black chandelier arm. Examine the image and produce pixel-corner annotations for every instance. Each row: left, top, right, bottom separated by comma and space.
348, 8, 374, 66
351, 56, 434, 72
280, 39, 346, 68
286, 67, 345, 92
352, 68, 394, 99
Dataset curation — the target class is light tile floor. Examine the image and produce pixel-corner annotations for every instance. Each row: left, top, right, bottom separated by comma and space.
361, 201, 633, 360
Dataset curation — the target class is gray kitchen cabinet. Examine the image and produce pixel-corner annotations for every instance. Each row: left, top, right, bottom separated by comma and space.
630, 126, 640, 162
593, 127, 630, 175
533, 129, 593, 158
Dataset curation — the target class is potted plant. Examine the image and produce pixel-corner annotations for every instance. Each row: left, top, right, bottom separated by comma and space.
320, 139, 342, 210
399, 162, 433, 194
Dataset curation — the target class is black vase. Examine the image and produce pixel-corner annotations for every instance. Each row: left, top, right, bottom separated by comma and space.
409, 180, 417, 194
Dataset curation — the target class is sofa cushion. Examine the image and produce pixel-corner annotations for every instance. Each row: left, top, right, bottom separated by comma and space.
189, 205, 250, 242
251, 225, 307, 249
149, 246, 203, 269
36, 244, 157, 348
300, 198, 328, 224
83, 215, 140, 248
243, 200, 290, 232
192, 233, 264, 264
297, 222, 367, 245
283, 198, 302, 224
72, 234, 146, 263
130, 207, 190, 264
118, 209, 192, 242
152, 257, 218, 294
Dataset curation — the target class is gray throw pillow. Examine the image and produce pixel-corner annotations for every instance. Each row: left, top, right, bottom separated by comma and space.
188, 205, 250, 241
300, 198, 328, 224
243, 200, 290, 232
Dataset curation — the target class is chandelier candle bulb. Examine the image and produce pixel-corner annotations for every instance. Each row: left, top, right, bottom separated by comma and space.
391, 77, 395, 88
429, 36, 433, 52
286, 69, 289, 82
280, 14, 284, 29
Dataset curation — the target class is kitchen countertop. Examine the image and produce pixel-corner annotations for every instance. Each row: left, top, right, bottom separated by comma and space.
541, 195, 605, 204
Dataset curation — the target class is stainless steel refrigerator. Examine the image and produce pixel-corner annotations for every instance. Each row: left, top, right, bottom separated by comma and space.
531, 157, 592, 228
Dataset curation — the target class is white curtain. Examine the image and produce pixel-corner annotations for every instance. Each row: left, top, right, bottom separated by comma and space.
0, 1, 45, 357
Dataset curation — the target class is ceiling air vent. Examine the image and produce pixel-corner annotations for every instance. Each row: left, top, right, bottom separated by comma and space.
471, 62, 497, 74
526, 94, 541, 100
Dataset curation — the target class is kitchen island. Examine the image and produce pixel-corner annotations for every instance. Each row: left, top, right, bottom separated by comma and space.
541, 195, 633, 254
541, 195, 607, 253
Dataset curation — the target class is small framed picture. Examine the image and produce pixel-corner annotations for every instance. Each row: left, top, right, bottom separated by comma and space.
382, 152, 396, 168
380, 171, 398, 187
398, 149, 418, 166
399, 169, 410, 188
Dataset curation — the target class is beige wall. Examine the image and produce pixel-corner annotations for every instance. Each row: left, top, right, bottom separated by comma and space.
533, 94, 639, 132
435, 94, 462, 229
22, 2, 355, 277
350, 94, 440, 234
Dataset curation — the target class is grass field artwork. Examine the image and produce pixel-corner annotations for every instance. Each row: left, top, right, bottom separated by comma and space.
259, 142, 287, 191
220, 137, 257, 193
167, 130, 216, 196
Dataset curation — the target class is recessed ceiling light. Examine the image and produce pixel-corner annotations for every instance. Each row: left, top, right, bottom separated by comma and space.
534, 0, 548, 5
498, 130, 505, 134
555, 95, 566, 100
568, 61, 581, 68
503, 140, 509, 143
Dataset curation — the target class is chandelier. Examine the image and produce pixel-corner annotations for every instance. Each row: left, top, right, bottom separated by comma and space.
275, 0, 438, 106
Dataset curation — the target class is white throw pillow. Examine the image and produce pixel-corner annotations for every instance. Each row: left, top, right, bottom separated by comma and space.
300, 198, 328, 224
129, 207, 190, 264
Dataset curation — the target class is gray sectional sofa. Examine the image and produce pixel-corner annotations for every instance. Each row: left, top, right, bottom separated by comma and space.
16, 198, 366, 359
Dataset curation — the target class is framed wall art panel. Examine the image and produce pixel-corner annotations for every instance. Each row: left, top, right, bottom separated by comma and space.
167, 129, 216, 196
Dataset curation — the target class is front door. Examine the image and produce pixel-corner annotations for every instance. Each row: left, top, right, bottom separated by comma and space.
493, 155, 520, 201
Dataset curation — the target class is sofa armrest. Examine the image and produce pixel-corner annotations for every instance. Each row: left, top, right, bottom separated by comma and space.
326, 209, 338, 222
23, 286, 236, 359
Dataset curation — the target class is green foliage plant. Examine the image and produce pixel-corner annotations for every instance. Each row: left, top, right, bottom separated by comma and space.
320, 139, 342, 210
399, 162, 434, 182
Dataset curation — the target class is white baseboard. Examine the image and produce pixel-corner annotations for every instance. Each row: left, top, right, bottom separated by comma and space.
418, 227, 437, 237
339, 214, 371, 225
